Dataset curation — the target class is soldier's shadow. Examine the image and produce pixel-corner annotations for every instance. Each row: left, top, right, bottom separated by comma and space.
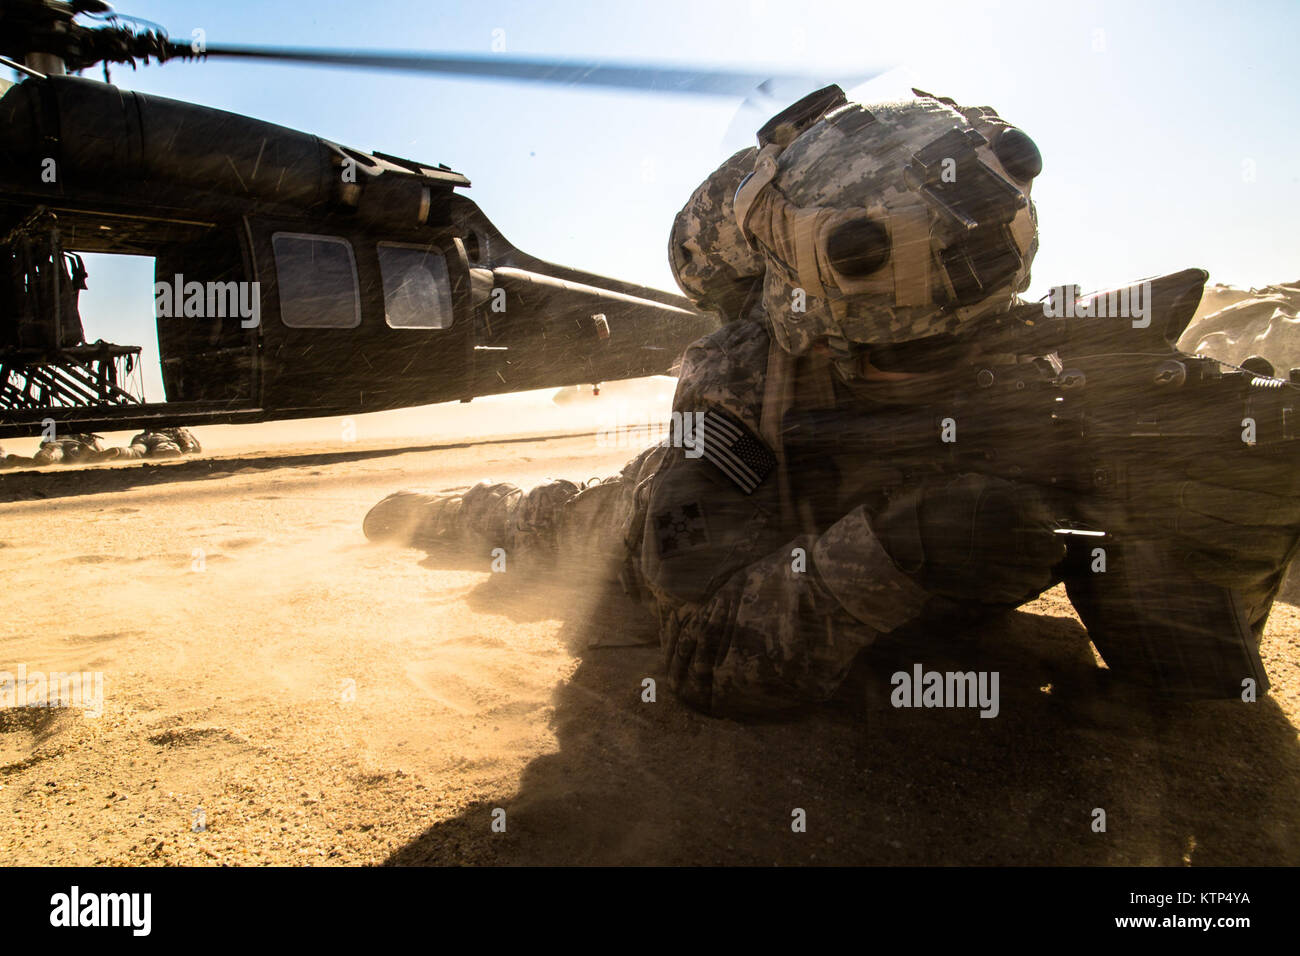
384, 567, 1300, 865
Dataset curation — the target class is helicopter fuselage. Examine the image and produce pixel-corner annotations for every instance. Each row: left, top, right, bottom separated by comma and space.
0, 74, 715, 438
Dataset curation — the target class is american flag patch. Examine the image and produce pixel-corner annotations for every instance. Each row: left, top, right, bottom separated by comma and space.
697, 408, 776, 494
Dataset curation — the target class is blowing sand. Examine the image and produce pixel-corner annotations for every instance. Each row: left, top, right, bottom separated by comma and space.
1, 379, 1298, 865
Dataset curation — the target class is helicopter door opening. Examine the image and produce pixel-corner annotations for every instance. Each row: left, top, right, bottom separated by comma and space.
73, 252, 158, 402
1, 221, 150, 414
2, 209, 258, 424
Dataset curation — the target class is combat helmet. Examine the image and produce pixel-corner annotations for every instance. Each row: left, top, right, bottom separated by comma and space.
668, 147, 766, 321
733, 85, 1041, 365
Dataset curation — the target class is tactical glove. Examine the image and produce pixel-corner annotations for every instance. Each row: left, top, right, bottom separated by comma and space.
873, 473, 1066, 604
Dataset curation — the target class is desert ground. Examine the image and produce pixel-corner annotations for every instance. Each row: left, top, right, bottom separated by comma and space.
1, 375, 1298, 866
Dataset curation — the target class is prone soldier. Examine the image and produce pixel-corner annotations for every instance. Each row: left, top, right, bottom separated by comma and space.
0, 427, 202, 467
110, 426, 203, 460
32, 432, 104, 465
365, 88, 1300, 716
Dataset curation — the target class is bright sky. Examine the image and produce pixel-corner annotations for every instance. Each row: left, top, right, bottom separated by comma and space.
19, 0, 1300, 400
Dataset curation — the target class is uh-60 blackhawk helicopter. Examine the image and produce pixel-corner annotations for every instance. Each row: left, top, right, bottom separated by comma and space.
0, 0, 849, 441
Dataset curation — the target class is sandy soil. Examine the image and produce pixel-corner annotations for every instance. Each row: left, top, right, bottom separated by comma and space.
1, 381, 1298, 866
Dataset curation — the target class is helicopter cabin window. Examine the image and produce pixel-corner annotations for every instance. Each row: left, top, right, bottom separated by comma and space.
271, 233, 361, 329
377, 243, 454, 329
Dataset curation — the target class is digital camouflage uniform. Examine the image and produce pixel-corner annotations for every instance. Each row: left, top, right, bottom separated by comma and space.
367, 315, 1026, 716
32, 433, 104, 465
367, 88, 1300, 714
112, 427, 203, 460
366, 91, 1058, 715
1, 427, 202, 467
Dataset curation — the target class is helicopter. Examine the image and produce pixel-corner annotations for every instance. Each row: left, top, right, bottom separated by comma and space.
0, 0, 854, 440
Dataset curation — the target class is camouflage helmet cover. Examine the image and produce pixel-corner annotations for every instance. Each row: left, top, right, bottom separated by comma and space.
739, 92, 1041, 356
668, 147, 766, 319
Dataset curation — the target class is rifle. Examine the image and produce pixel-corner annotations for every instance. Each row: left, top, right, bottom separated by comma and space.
783, 269, 1300, 699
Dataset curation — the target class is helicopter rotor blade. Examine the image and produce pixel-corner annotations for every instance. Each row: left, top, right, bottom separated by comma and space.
199, 45, 884, 97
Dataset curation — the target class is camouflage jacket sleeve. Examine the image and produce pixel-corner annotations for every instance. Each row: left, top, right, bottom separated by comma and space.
639, 321, 930, 716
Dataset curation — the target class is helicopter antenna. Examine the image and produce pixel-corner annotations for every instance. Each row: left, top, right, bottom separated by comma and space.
0, 53, 46, 79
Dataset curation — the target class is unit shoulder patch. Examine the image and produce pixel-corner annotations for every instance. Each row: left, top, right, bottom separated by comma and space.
655, 501, 711, 558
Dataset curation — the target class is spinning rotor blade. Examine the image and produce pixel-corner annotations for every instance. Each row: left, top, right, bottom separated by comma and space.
199, 45, 884, 97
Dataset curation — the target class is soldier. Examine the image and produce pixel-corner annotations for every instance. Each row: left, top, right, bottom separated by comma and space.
108, 427, 203, 460
32, 432, 104, 465
0, 427, 202, 468
365, 88, 1300, 716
